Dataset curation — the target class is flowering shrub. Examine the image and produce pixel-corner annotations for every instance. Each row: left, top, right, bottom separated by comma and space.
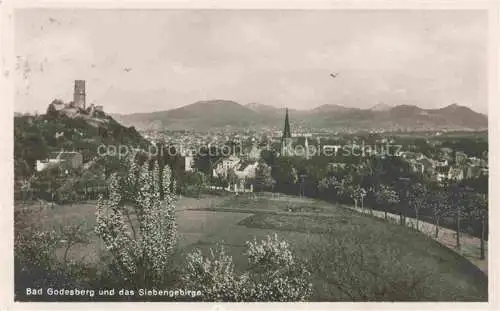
243, 234, 312, 301
15, 229, 59, 277
246, 234, 294, 269
183, 245, 245, 301
14, 203, 96, 301
95, 153, 177, 287
14, 227, 90, 297
183, 234, 312, 302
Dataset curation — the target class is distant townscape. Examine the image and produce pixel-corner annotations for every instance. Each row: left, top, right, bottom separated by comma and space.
14, 78, 488, 301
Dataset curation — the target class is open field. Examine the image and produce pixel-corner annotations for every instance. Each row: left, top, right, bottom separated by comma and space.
338, 202, 489, 274
15, 193, 488, 301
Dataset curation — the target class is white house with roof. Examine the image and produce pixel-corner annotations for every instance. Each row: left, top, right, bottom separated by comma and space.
212, 155, 259, 193
212, 155, 241, 178
247, 145, 261, 161
184, 155, 194, 172
435, 166, 450, 182
36, 150, 83, 173
434, 159, 449, 167
234, 161, 259, 180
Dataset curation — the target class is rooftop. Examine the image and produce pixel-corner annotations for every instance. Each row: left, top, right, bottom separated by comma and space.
49, 151, 82, 160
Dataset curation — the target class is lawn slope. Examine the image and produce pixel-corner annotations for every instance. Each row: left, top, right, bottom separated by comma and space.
16, 193, 487, 301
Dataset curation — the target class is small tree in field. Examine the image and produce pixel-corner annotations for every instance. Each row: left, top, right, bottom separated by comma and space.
358, 187, 367, 214
375, 185, 400, 220
95, 154, 177, 287
254, 162, 275, 192
468, 192, 488, 260
318, 176, 340, 202
408, 182, 427, 231
332, 176, 356, 206
346, 185, 358, 209
227, 168, 239, 189
345, 184, 367, 213
427, 189, 450, 239
447, 183, 469, 250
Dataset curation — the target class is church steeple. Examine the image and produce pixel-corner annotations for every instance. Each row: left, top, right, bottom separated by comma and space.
281, 108, 293, 157
283, 108, 291, 139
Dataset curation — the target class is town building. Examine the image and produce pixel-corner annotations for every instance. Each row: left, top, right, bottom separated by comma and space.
434, 159, 449, 167
467, 157, 482, 167
448, 167, 465, 181
234, 161, 259, 180
212, 155, 241, 178
410, 157, 434, 175
212, 155, 258, 193
36, 150, 83, 174
455, 151, 468, 165
464, 165, 483, 179
184, 154, 195, 172
247, 144, 262, 161
435, 166, 450, 182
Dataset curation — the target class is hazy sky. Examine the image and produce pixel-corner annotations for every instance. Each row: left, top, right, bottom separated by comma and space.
14, 9, 488, 114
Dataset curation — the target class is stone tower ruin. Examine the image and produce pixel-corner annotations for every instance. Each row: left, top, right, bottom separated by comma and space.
73, 80, 86, 109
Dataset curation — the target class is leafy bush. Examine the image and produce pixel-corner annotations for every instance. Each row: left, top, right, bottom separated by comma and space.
14, 207, 92, 299
182, 234, 312, 302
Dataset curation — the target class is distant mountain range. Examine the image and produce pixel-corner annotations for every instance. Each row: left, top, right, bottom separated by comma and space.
370, 103, 393, 111
112, 100, 487, 132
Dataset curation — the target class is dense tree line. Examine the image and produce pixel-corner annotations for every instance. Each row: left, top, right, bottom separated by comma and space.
255, 152, 488, 253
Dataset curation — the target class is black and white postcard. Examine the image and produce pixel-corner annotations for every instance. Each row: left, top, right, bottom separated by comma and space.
1, 0, 498, 309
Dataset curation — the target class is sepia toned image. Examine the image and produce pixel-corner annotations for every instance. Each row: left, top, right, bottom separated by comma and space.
10, 6, 491, 303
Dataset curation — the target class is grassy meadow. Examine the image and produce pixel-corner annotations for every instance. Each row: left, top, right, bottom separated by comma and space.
15, 192, 488, 301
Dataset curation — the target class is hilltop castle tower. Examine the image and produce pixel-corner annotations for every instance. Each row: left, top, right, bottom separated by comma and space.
280, 108, 293, 157
73, 80, 86, 109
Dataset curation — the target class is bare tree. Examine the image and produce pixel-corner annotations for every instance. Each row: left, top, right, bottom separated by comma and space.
358, 187, 367, 214
447, 183, 469, 250
469, 192, 488, 260
408, 182, 427, 231
57, 222, 90, 265
396, 178, 411, 226
254, 162, 275, 192
427, 189, 450, 239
